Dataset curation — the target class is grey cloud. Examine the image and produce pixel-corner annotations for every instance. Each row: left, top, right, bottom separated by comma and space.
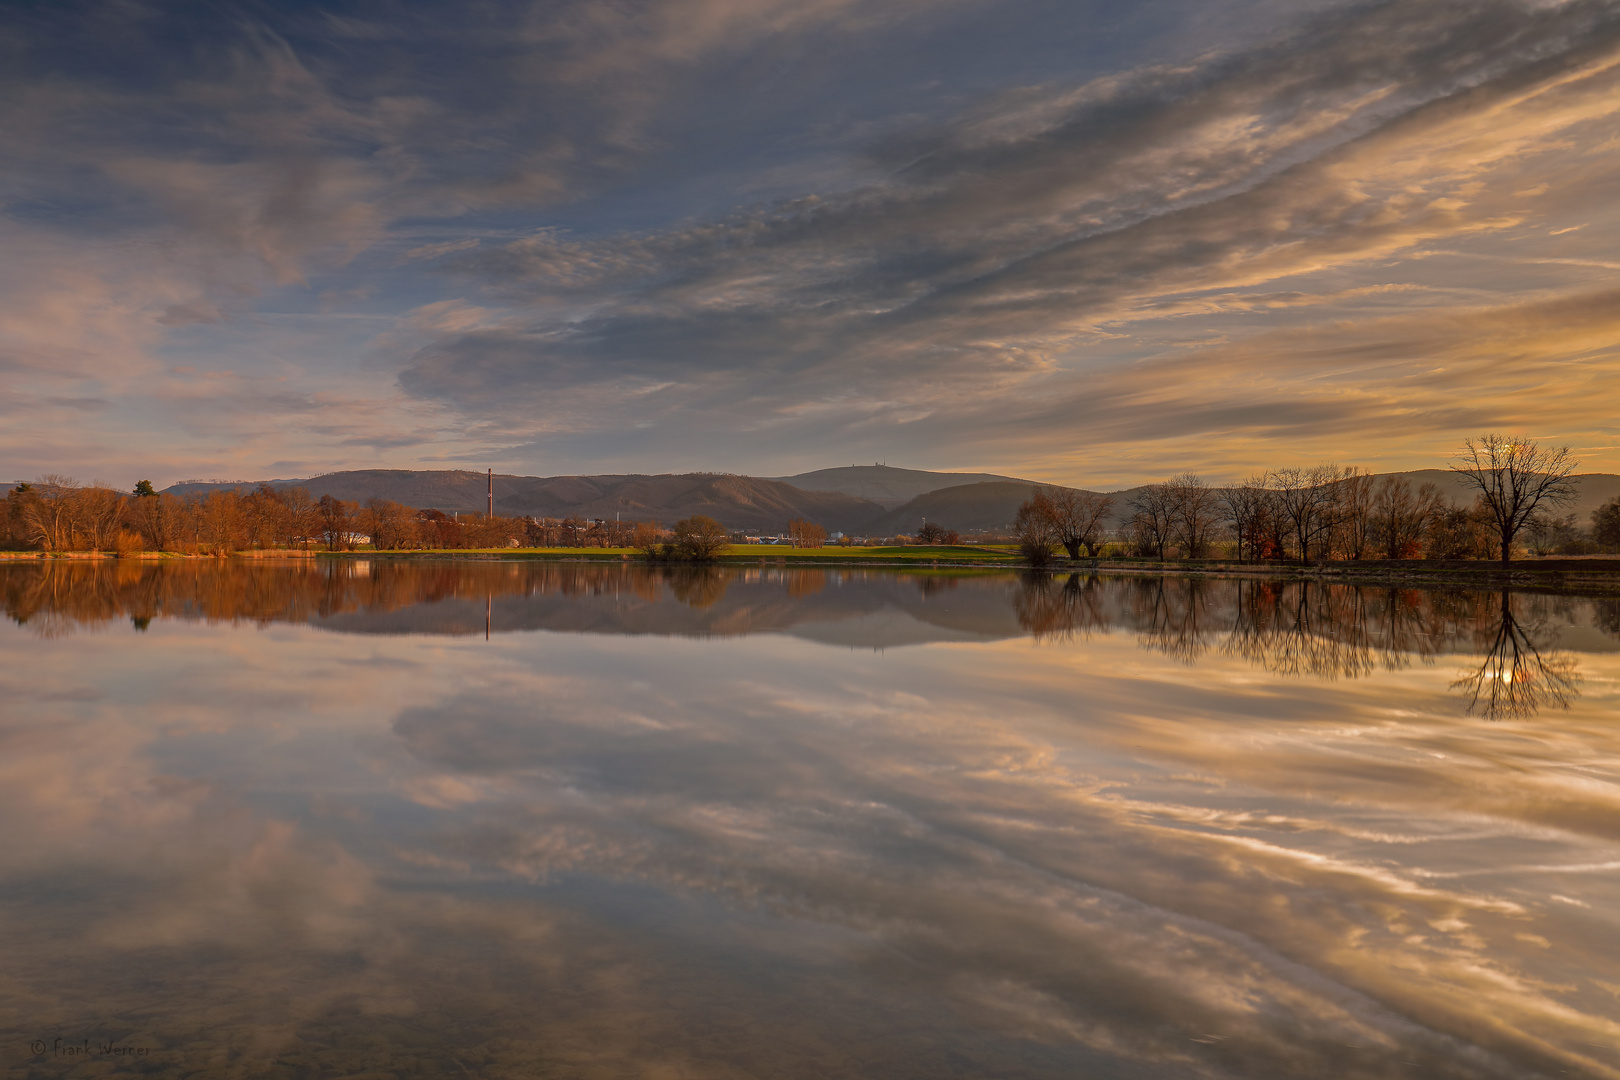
8, 0, 1620, 480
333, 433, 433, 450
157, 300, 227, 326
42, 396, 110, 412
401, 0, 1620, 455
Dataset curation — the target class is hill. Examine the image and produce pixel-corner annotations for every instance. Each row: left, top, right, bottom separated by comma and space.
164, 470, 537, 513
160, 467, 1620, 538
1393, 470, 1620, 522
162, 470, 885, 534
863, 481, 1071, 535
869, 471, 1620, 537
495, 473, 884, 534
769, 465, 1036, 508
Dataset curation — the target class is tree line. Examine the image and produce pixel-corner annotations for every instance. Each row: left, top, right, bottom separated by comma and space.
1016, 435, 1618, 565
0, 478, 865, 562
1, 478, 672, 554
10, 435, 1617, 562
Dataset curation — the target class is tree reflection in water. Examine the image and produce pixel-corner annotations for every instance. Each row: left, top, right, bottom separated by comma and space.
1130, 576, 1216, 663
1012, 572, 1111, 642
1016, 575, 1590, 718
1451, 590, 1582, 720
0, 560, 1601, 719
664, 565, 732, 609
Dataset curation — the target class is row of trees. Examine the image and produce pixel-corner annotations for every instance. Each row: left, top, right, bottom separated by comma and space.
2, 479, 665, 554
2, 477, 869, 559
1016, 436, 1611, 565
1122, 468, 1455, 563
4, 479, 864, 558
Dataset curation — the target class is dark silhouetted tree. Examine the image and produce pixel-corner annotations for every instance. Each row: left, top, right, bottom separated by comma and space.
1451, 434, 1577, 564
1593, 497, 1620, 553
1372, 475, 1445, 560
1014, 489, 1059, 566
1128, 484, 1175, 559
1045, 489, 1114, 558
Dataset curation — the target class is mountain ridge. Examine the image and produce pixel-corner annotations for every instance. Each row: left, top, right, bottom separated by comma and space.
161, 466, 1620, 536
766, 465, 1037, 508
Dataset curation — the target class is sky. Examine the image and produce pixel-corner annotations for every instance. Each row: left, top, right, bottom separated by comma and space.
4, 0, 1620, 489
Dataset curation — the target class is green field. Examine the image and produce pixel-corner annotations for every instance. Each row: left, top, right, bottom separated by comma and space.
329, 543, 1021, 565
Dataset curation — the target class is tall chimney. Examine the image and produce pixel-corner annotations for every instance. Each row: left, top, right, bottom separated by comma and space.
487, 468, 493, 519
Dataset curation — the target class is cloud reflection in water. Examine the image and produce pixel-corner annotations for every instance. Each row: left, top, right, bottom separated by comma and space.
1, 561, 1618, 1077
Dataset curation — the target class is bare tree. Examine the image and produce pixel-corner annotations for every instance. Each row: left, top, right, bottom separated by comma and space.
1425, 501, 1494, 559
1271, 465, 1346, 562
74, 485, 127, 551
1128, 483, 1176, 559
282, 487, 320, 549
1331, 469, 1375, 560
1371, 476, 1445, 560
1451, 434, 1578, 564
316, 494, 354, 552
1045, 489, 1115, 558
242, 485, 287, 549
198, 490, 244, 554
361, 498, 418, 550
1165, 473, 1219, 558
18, 475, 81, 551
126, 486, 177, 552
1220, 475, 1273, 562
1014, 489, 1059, 566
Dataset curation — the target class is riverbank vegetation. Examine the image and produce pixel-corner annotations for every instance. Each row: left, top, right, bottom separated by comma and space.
1017, 435, 1614, 566
2, 479, 637, 555
10, 434, 1618, 566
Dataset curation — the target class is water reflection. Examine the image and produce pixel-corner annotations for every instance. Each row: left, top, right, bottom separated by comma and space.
1453, 591, 1583, 720
2, 560, 1620, 1077
1013, 572, 1596, 717
3, 561, 1609, 720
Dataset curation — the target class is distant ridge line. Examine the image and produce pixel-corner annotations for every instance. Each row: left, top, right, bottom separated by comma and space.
158, 466, 1620, 536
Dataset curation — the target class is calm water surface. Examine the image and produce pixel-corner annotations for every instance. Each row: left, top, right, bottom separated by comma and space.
3, 561, 1619, 1079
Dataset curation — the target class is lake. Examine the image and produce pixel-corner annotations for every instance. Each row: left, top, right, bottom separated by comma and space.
3, 560, 1618, 1078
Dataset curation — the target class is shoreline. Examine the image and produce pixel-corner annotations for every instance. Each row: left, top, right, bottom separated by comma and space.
5, 547, 1620, 590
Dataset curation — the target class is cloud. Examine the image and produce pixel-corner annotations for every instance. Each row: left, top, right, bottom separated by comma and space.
394, 0, 1620, 478
396, 238, 481, 264
4, 0, 1620, 482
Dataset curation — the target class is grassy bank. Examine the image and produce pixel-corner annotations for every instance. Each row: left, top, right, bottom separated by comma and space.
321, 548, 1620, 589
317, 543, 1021, 566
6, 546, 1619, 589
